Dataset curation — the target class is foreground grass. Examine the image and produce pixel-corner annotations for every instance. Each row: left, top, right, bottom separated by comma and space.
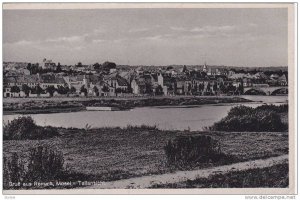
3, 127, 288, 185
149, 163, 289, 188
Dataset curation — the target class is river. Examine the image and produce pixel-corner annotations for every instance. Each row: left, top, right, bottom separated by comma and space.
3, 95, 288, 131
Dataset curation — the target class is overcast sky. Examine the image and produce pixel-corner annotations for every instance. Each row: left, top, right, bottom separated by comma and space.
3, 8, 288, 67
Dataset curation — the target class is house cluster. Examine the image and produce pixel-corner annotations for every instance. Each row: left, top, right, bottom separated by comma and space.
3, 59, 288, 98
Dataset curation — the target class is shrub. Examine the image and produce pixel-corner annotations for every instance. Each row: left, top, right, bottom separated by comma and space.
210, 105, 288, 132
3, 116, 37, 140
26, 145, 64, 182
164, 135, 234, 167
3, 145, 65, 189
3, 116, 60, 140
3, 153, 26, 189
125, 124, 158, 131
256, 104, 288, 113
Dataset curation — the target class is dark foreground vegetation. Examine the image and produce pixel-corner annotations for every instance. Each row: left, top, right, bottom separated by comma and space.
3, 116, 59, 140
4, 145, 64, 189
209, 104, 288, 132
3, 96, 251, 115
164, 135, 236, 169
150, 163, 289, 188
3, 130, 288, 189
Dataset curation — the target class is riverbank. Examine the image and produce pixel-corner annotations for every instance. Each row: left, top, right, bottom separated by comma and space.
3, 96, 252, 115
3, 125, 288, 189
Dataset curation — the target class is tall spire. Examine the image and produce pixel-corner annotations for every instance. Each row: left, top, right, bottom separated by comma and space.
203, 61, 207, 72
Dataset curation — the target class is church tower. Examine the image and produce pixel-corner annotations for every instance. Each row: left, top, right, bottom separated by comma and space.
203, 62, 207, 73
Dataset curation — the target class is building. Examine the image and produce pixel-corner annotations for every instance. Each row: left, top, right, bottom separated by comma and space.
131, 79, 146, 95
5, 68, 30, 77
39, 74, 66, 89
174, 76, 192, 95
103, 74, 129, 91
4, 75, 40, 88
63, 75, 88, 93
41, 58, 56, 70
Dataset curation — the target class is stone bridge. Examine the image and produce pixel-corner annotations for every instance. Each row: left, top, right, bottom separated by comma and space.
243, 86, 288, 95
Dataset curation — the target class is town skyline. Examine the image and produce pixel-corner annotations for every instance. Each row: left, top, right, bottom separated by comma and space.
3, 8, 288, 67
2, 59, 289, 68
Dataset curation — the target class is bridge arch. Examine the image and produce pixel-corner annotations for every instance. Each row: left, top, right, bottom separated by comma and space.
244, 88, 267, 95
270, 88, 288, 96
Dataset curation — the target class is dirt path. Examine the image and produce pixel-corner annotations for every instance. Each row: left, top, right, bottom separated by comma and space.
85, 154, 288, 189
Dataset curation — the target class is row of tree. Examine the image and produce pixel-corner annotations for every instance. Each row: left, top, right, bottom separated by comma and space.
26, 61, 117, 75
10, 84, 76, 97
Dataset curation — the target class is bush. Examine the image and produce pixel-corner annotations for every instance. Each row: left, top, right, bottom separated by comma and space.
164, 135, 234, 167
256, 104, 288, 113
3, 116, 37, 140
26, 145, 64, 182
210, 105, 288, 132
3, 116, 60, 140
3, 153, 26, 189
125, 124, 158, 131
3, 145, 65, 189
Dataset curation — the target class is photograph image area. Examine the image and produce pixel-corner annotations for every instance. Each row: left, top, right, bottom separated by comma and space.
2, 3, 295, 194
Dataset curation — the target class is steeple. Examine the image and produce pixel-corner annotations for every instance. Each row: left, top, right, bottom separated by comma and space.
203, 61, 207, 73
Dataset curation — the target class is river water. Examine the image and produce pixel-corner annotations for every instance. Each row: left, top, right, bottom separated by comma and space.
3, 95, 288, 131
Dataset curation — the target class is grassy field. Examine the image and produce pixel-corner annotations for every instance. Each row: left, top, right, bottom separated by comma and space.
3, 127, 288, 182
149, 163, 289, 188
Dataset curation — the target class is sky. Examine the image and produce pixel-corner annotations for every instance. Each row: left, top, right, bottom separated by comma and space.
3, 8, 288, 67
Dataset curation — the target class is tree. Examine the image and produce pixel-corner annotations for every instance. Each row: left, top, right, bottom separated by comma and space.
70, 86, 76, 94
145, 83, 153, 94
219, 82, 226, 93
168, 83, 174, 91
80, 85, 88, 96
127, 85, 133, 93
102, 85, 110, 93
46, 86, 56, 97
11, 86, 20, 93
213, 83, 218, 92
238, 83, 244, 95
206, 82, 211, 92
57, 85, 69, 94
93, 86, 99, 96
35, 85, 43, 95
77, 62, 83, 68
29, 64, 40, 74
228, 84, 236, 93
93, 63, 101, 71
21, 84, 31, 96
56, 62, 62, 72
187, 83, 192, 92
182, 65, 188, 73
115, 88, 122, 94
102, 61, 116, 72
191, 83, 198, 94
155, 85, 164, 95
27, 63, 32, 74
199, 83, 204, 91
